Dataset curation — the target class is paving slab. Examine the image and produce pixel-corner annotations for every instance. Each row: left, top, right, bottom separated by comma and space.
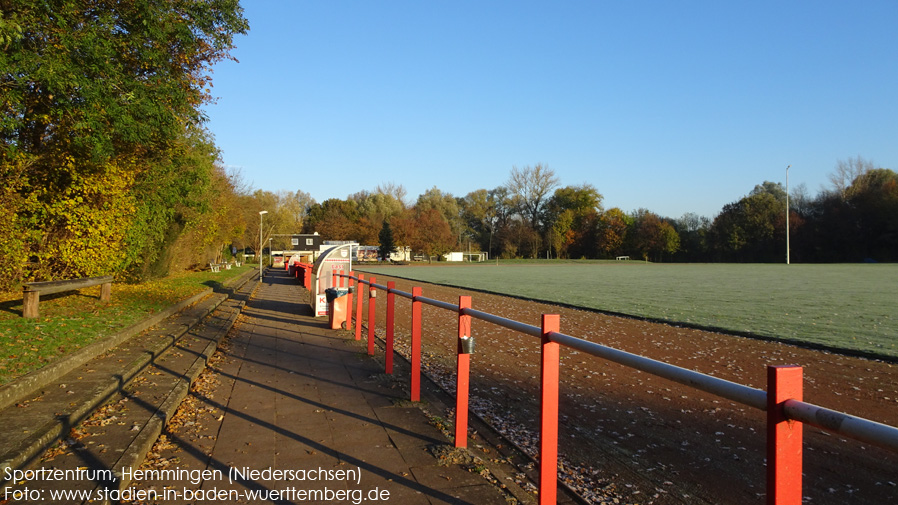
122, 269, 532, 504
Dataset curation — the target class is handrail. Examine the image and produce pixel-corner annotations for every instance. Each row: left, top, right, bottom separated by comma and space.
335, 272, 898, 505
548, 331, 768, 410
783, 399, 898, 452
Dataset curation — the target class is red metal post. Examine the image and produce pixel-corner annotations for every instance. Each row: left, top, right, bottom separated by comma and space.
345, 275, 354, 332
367, 277, 377, 356
332, 272, 337, 289
410, 286, 422, 402
539, 314, 561, 505
767, 365, 804, 505
386, 281, 395, 374
355, 274, 365, 341
454, 296, 472, 448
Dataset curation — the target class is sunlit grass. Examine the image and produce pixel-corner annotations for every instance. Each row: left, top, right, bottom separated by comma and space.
0, 266, 253, 385
360, 261, 898, 358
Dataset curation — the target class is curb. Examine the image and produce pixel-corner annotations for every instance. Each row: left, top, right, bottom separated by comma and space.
0, 294, 227, 478
109, 294, 252, 495
0, 268, 259, 482
0, 289, 213, 412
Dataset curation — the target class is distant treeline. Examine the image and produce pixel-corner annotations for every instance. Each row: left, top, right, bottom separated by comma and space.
297, 161, 897, 264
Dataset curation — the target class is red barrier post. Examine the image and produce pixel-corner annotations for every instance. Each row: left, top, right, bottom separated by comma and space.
767, 365, 804, 505
354, 274, 365, 341
539, 314, 560, 505
454, 296, 472, 448
332, 272, 337, 289
367, 277, 377, 356
345, 275, 354, 332
386, 281, 395, 374
410, 287, 422, 402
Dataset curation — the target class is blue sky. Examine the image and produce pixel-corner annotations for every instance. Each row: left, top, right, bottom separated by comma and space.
204, 1, 897, 219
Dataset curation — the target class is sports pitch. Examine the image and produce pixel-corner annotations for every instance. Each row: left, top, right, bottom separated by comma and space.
359, 261, 897, 359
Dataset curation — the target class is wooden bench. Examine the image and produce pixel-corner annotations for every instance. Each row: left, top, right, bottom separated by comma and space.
22, 275, 113, 318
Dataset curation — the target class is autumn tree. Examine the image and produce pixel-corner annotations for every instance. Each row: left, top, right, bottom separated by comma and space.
844, 168, 898, 260
0, 0, 248, 286
829, 156, 876, 197
410, 208, 454, 262
304, 199, 359, 242
630, 210, 680, 262
416, 187, 463, 243
354, 191, 405, 244
597, 208, 631, 258
543, 184, 603, 258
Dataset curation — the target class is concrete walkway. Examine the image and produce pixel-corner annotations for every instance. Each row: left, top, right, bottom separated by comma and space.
124, 268, 555, 504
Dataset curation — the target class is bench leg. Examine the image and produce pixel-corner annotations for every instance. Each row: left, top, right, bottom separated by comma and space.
23, 291, 39, 318
100, 282, 112, 302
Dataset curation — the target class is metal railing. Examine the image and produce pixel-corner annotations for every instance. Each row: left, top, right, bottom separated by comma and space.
330, 272, 898, 505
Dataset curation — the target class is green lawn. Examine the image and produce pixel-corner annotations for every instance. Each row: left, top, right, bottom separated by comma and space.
359, 261, 898, 358
0, 266, 254, 385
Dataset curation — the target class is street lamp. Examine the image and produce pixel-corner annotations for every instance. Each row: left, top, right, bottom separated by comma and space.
785, 165, 791, 265
259, 210, 268, 281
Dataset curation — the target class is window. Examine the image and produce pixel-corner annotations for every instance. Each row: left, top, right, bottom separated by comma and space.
306, 238, 314, 245
292, 238, 299, 246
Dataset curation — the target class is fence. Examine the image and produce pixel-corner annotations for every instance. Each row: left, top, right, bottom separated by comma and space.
331, 272, 898, 505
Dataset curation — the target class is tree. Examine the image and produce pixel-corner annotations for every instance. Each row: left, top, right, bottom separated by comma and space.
378, 220, 397, 261
829, 156, 875, 197
0, 1, 249, 286
708, 191, 784, 262
410, 208, 454, 262
673, 213, 711, 261
375, 182, 408, 208
506, 164, 559, 228
543, 184, 603, 258
416, 187, 462, 245
597, 208, 630, 258
280, 189, 315, 232
355, 191, 404, 244
304, 199, 359, 241
630, 210, 680, 262
845, 168, 898, 260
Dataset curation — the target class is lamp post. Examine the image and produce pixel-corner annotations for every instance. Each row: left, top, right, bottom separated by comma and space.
259, 210, 268, 281
785, 165, 791, 265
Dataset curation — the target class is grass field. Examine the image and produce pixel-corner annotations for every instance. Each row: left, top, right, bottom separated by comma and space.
0, 266, 253, 385
359, 261, 898, 359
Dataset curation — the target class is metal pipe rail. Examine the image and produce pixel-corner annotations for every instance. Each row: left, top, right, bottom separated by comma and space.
548, 331, 768, 411
783, 399, 898, 453
334, 272, 898, 505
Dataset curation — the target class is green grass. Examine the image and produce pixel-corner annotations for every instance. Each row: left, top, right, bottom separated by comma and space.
0, 266, 253, 385
359, 261, 898, 358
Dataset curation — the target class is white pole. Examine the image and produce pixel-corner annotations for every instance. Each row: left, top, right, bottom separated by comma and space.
785, 165, 791, 265
259, 210, 268, 281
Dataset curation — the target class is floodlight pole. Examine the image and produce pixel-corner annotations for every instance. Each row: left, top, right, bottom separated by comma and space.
785, 165, 791, 265
259, 210, 268, 281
